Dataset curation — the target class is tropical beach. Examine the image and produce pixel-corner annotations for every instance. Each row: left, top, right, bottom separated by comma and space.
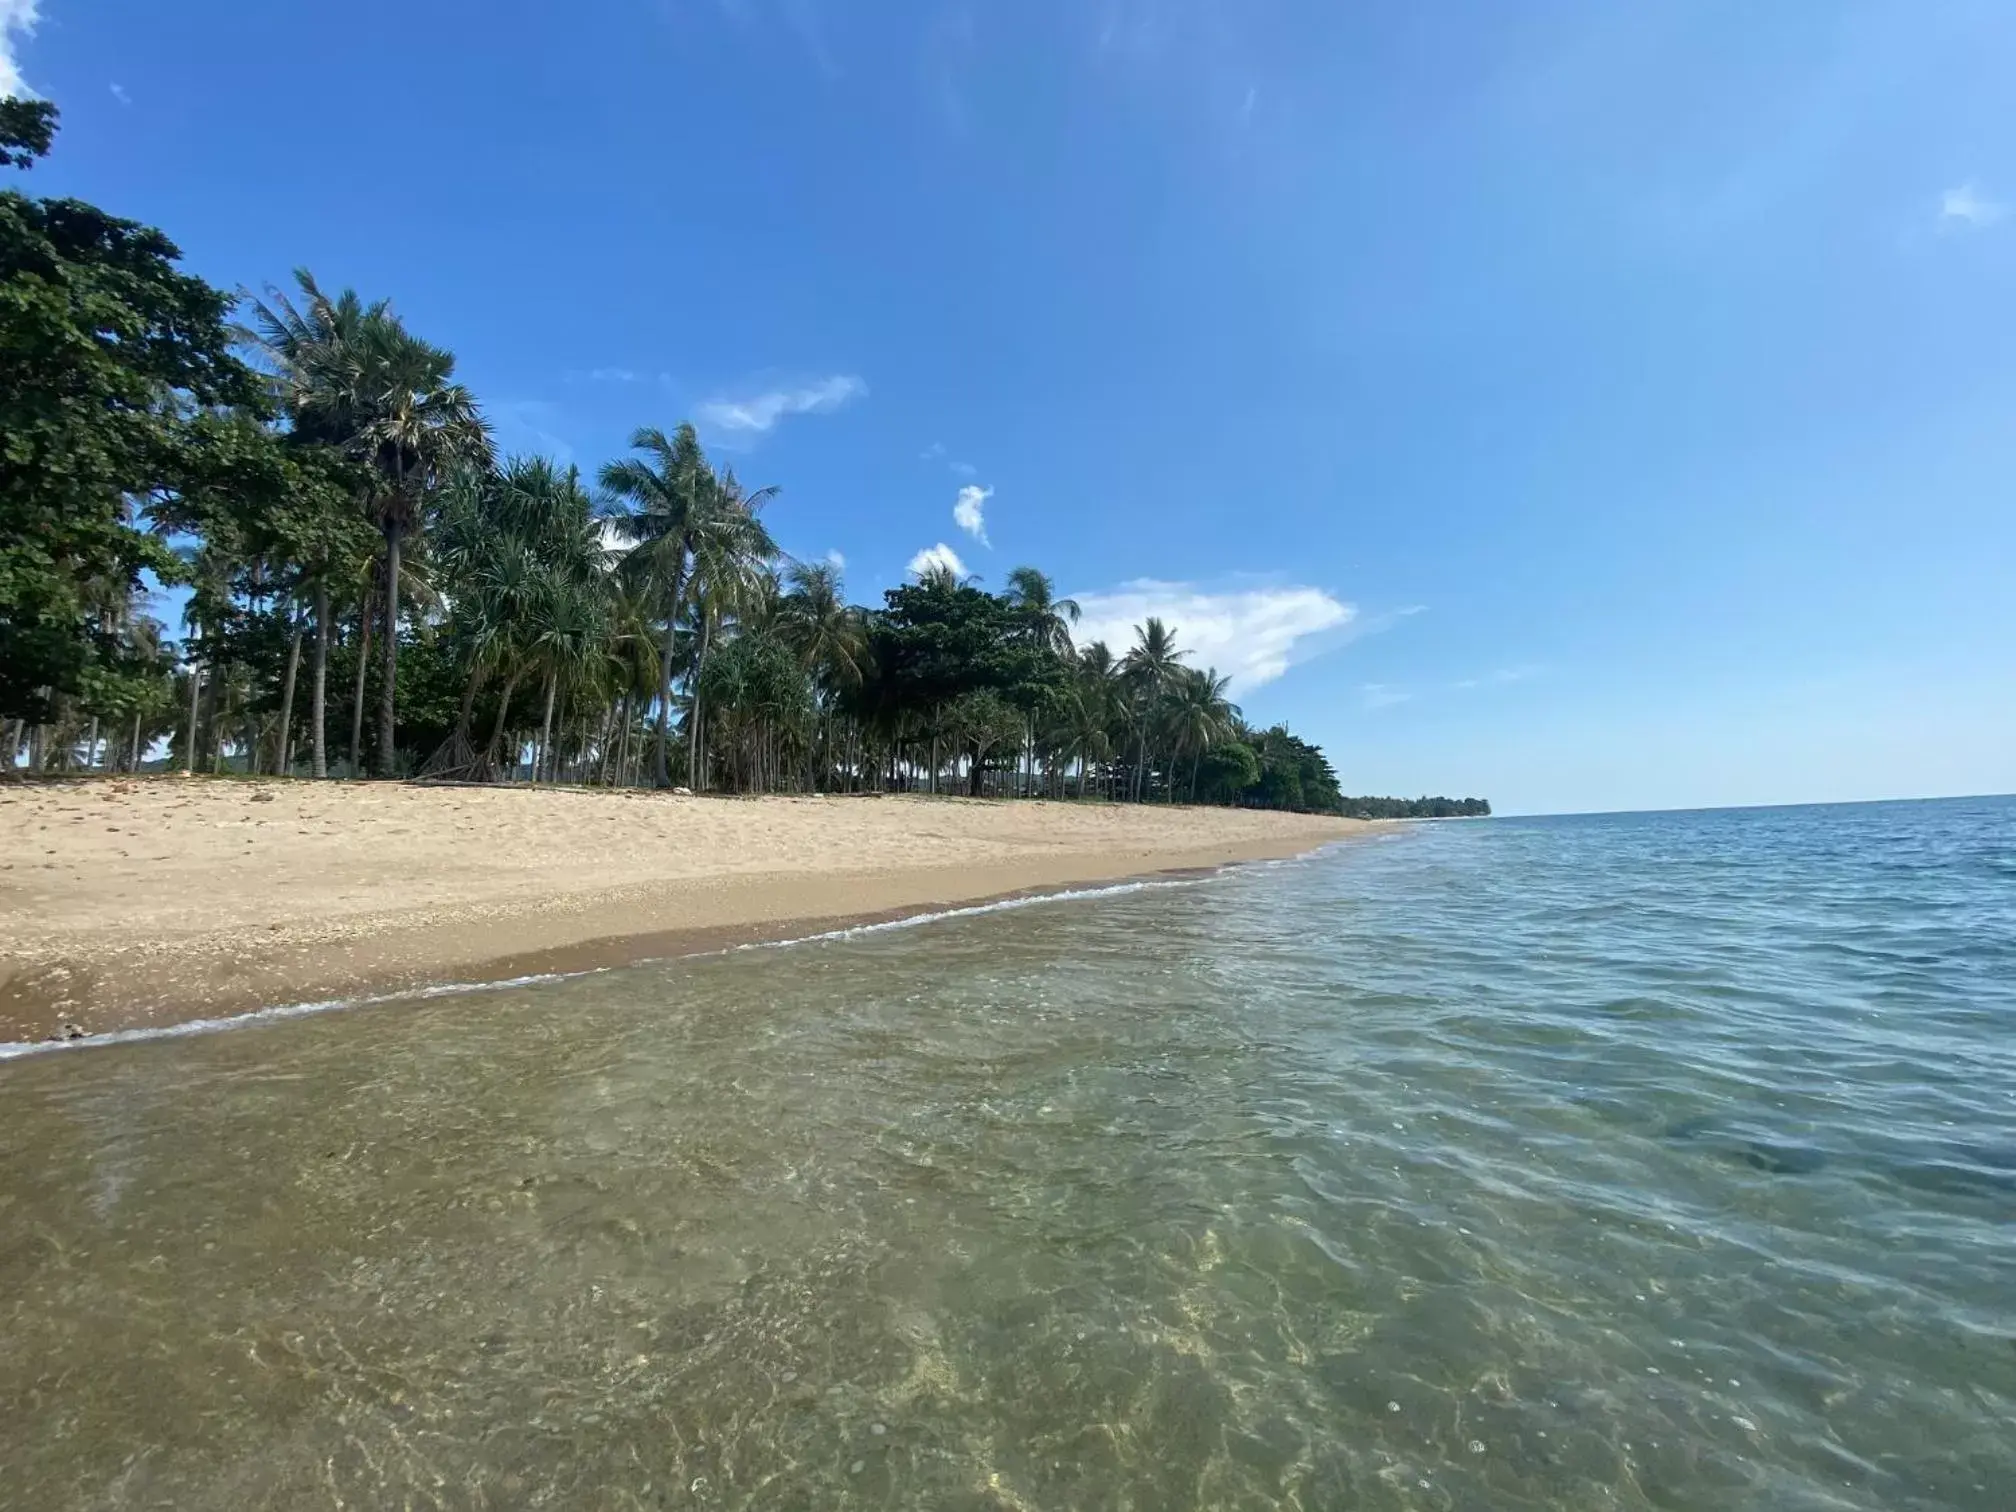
0, 780, 1368, 1045
7, 2, 2016, 1507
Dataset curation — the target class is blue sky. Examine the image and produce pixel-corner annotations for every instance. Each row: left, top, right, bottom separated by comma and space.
8, 0, 2015, 814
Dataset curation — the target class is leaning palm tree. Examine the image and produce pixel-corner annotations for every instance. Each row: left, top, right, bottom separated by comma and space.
599, 424, 710, 787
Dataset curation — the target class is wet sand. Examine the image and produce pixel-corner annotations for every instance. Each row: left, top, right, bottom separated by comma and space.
0, 779, 1371, 1044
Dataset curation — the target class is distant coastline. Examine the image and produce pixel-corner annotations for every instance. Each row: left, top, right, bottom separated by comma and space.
0, 779, 1376, 1048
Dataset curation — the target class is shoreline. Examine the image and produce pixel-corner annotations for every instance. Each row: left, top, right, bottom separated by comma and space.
1, 780, 1377, 1049
0, 858, 1281, 1060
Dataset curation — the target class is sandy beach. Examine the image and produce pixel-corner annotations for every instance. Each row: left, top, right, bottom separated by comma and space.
0, 778, 1371, 1044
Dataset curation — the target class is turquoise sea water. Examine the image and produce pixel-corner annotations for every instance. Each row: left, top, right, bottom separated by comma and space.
2, 796, 2013, 1509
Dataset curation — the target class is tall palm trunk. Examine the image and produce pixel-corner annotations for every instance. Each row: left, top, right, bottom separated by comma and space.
207, 683, 225, 774
349, 606, 372, 778
276, 615, 303, 775
651, 616, 678, 787
310, 580, 330, 779
183, 644, 202, 773
128, 709, 143, 772
484, 666, 523, 776
534, 669, 557, 785
687, 610, 712, 791
615, 694, 633, 788
377, 511, 403, 778
648, 562, 687, 789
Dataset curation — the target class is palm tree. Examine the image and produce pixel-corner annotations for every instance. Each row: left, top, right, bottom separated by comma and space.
244, 272, 489, 776
682, 464, 779, 790
429, 458, 605, 780
600, 424, 709, 787
1121, 617, 1186, 801
1003, 566, 1079, 655
1002, 566, 1078, 795
241, 272, 380, 778
349, 319, 490, 775
778, 559, 867, 789
1164, 666, 1239, 803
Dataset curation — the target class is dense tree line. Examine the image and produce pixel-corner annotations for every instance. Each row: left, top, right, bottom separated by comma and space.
1336, 796, 1492, 819
1, 102, 1421, 817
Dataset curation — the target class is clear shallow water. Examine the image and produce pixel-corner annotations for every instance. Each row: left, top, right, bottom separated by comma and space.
2, 798, 2013, 1510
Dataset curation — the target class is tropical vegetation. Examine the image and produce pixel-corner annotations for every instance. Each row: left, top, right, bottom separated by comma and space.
1, 102, 1425, 817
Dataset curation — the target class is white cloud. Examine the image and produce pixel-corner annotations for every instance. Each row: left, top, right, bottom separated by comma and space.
824, 548, 846, 571
1361, 683, 1413, 710
566, 367, 641, 384
109, 82, 131, 107
949, 460, 978, 478
907, 542, 967, 580
953, 484, 991, 545
1070, 579, 1355, 694
920, 441, 946, 461
1, 0, 40, 99
1939, 182, 2005, 229
697, 374, 866, 434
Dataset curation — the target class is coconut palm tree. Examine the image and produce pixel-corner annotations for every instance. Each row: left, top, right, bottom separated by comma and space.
778, 559, 868, 790
348, 318, 490, 775
599, 424, 710, 787
1001, 566, 1078, 794
241, 272, 381, 778
1121, 617, 1186, 800
1003, 566, 1079, 656
682, 464, 779, 790
1163, 666, 1239, 802
244, 273, 489, 776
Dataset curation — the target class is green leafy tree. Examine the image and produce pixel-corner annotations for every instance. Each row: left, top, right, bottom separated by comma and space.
1, 102, 258, 724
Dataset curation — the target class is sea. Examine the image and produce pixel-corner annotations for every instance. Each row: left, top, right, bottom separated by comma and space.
1, 796, 2012, 1510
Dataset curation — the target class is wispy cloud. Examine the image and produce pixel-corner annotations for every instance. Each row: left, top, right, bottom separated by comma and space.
108, 82, 131, 107
489, 399, 574, 465
1453, 663, 1544, 691
1939, 182, 2006, 230
824, 548, 846, 572
907, 542, 967, 580
922, 2, 977, 132
714, 0, 839, 79
1, 0, 40, 99
1070, 579, 1354, 695
697, 374, 866, 434
565, 367, 644, 384
922, 442, 980, 478
1360, 683, 1413, 710
952, 484, 992, 545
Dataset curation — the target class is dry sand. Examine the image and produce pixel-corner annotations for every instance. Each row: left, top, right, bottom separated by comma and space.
0, 778, 1373, 1044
